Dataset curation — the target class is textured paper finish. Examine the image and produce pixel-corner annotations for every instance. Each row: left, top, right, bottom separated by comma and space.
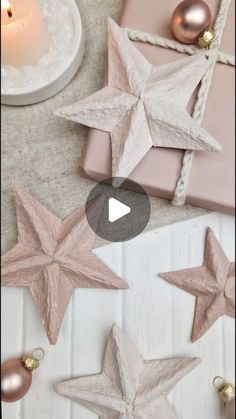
80, 0, 235, 214
56, 324, 201, 418
56, 20, 220, 182
160, 228, 235, 342
1, 187, 128, 345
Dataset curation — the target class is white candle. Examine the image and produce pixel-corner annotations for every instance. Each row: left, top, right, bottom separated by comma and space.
1, 0, 50, 67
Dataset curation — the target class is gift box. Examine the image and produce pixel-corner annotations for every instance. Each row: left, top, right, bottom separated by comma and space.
80, 0, 235, 214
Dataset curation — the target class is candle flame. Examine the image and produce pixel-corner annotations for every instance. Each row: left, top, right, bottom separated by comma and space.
1, 0, 12, 17
2, 0, 11, 9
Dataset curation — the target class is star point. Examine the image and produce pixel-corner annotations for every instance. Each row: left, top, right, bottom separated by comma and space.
1, 187, 128, 345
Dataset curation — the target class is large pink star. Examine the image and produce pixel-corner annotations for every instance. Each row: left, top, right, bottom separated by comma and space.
160, 228, 235, 342
1, 187, 128, 345
56, 19, 221, 182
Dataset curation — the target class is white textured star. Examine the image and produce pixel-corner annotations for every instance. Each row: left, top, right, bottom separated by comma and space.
56, 19, 221, 181
56, 324, 201, 418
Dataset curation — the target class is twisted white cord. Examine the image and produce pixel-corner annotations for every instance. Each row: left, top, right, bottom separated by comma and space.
126, 28, 235, 66
126, 28, 199, 55
172, 0, 232, 205
218, 51, 235, 65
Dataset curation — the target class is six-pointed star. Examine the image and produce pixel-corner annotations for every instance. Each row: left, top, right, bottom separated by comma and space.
160, 228, 235, 342
56, 19, 221, 181
1, 187, 128, 345
56, 324, 201, 418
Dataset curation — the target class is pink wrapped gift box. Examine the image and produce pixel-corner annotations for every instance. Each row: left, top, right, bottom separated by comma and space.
80, 0, 235, 214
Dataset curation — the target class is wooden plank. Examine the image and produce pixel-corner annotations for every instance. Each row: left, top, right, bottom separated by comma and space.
71, 243, 124, 419
21, 289, 72, 419
220, 214, 235, 385
1, 287, 24, 419
122, 225, 173, 360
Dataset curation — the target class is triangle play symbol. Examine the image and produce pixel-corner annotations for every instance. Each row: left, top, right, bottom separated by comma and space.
108, 198, 131, 223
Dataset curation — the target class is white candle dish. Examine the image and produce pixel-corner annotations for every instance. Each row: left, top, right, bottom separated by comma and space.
1, 0, 84, 106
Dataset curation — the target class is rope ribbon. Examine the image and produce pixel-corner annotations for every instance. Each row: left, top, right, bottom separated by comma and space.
172, 0, 232, 206
124, 0, 234, 206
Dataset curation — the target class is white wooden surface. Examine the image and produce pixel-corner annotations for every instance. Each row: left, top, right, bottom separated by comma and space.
2, 212, 235, 419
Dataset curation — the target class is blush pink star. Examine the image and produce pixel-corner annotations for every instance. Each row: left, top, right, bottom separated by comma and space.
1, 187, 128, 345
160, 228, 235, 342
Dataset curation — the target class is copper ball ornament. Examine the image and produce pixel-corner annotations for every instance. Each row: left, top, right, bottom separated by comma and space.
1, 348, 45, 403
1, 358, 32, 402
171, 0, 212, 44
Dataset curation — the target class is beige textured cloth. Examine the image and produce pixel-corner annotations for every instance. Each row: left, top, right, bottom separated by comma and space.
1, 0, 206, 253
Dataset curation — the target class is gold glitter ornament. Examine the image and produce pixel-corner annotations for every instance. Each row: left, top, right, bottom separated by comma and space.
198, 28, 216, 48
214, 377, 235, 419
22, 348, 45, 371
22, 355, 40, 371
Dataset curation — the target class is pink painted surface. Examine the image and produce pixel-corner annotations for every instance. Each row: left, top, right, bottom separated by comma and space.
80, 0, 235, 214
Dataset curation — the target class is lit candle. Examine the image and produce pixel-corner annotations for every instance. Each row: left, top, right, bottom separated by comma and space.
1, 0, 50, 67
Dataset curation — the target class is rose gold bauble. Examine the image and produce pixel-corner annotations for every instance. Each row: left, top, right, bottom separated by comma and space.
171, 0, 212, 44
1, 358, 32, 402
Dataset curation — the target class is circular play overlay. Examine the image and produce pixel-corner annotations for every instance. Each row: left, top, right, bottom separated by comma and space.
85, 177, 151, 242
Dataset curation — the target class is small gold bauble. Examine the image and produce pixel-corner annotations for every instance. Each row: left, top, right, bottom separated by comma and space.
219, 383, 235, 403
22, 355, 40, 371
214, 377, 235, 403
198, 28, 216, 48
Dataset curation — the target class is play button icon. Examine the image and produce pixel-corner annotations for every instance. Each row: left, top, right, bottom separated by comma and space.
108, 198, 131, 223
85, 177, 151, 242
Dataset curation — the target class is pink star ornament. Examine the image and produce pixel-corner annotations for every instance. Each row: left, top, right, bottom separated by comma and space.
1, 187, 128, 345
55, 19, 221, 182
160, 228, 235, 342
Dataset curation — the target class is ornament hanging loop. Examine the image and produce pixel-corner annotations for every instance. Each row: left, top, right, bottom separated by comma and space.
213, 376, 226, 390
32, 348, 45, 361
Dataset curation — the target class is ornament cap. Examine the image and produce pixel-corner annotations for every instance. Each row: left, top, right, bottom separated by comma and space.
213, 377, 235, 402
198, 28, 216, 48
22, 348, 45, 371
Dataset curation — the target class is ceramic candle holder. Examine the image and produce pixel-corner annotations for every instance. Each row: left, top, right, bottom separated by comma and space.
1, 0, 84, 106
